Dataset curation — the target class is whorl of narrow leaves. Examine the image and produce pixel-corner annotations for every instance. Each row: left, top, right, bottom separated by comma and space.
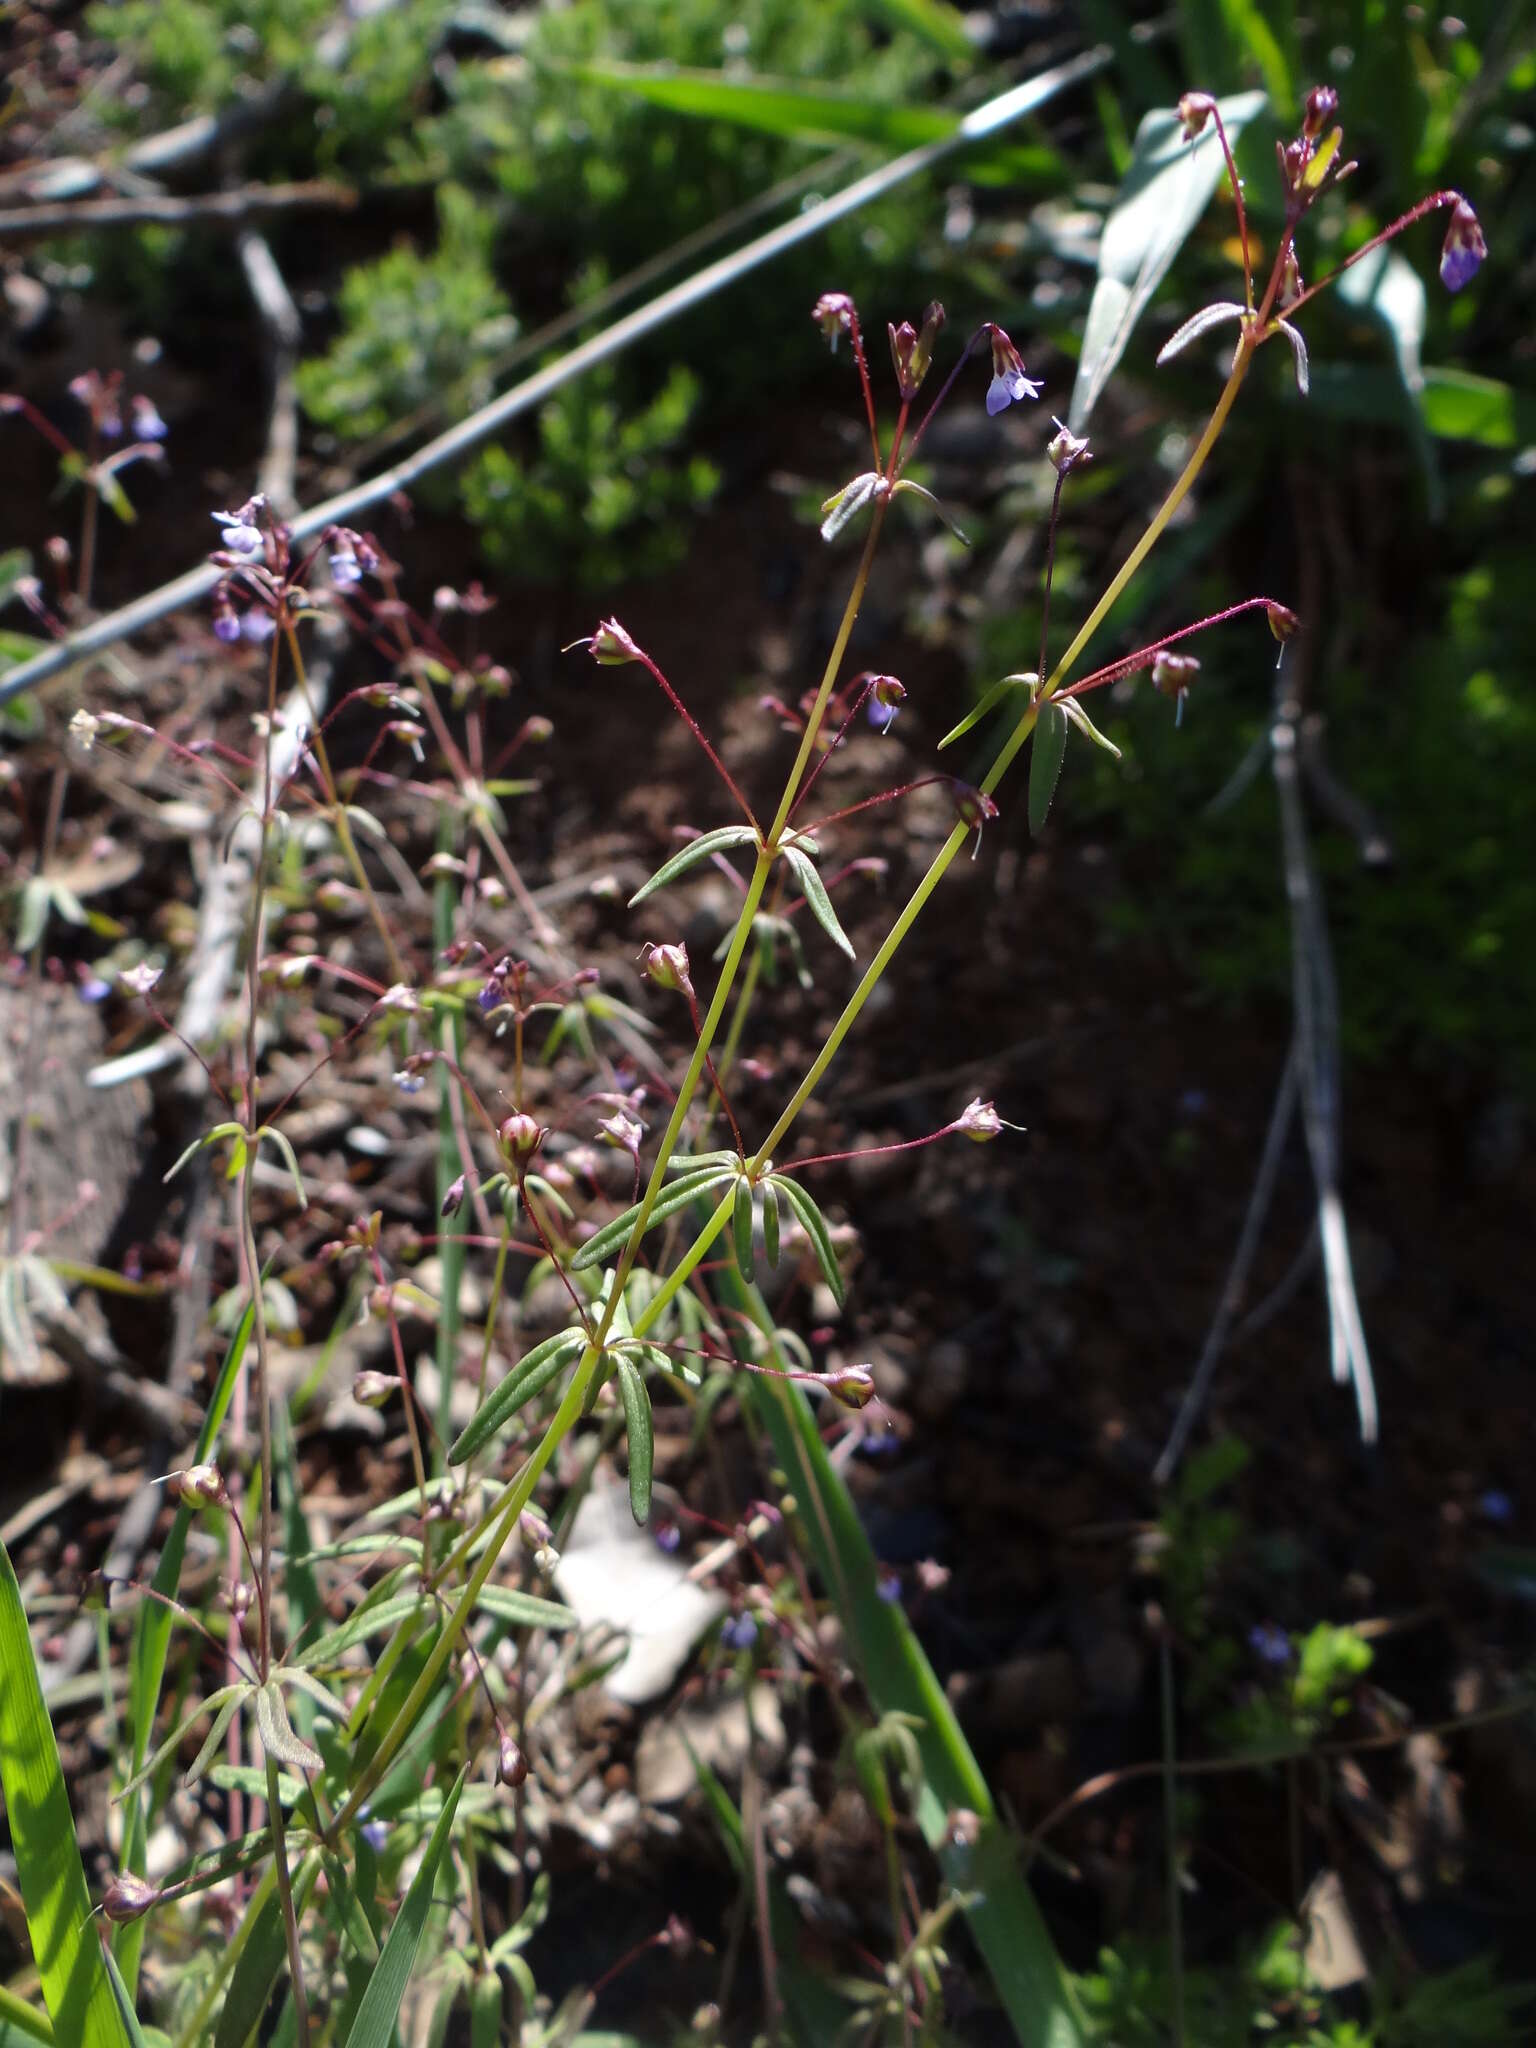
448, 1327, 587, 1463
615, 1358, 654, 1525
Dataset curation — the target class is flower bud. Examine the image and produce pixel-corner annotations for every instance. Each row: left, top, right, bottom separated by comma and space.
441, 1173, 467, 1218
1177, 92, 1216, 142
823, 1363, 876, 1411
1266, 602, 1301, 643
1439, 196, 1486, 293
498, 1112, 546, 1167
351, 1370, 395, 1409
868, 674, 905, 733
497, 1733, 529, 1787
172, 1462, 229, 1509
888, 302, 944, 400
518, 1508, 553, 1552
640, 941, 694, 999
69, 708, 100, 751
584, 617, 642, 665
954, 1098, 1005, 1142
102, 1872, 160, 1924
1302, 85, 1339, 140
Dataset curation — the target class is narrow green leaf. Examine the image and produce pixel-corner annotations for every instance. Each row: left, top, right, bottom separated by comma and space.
341, 1769, 466, 2048
473, 1585, 577, 1632
565, 61, 961, 150
256, 1127, 308, 1211
663, 1150, 742, 1174
1069, 91, 1266, 431
615, 1360, 654, 1526
627, 825, 758, 908
469, 1972, 502, 2048
1060, 696, 1122, 760
98, 1944, 150, 2048
0, 1538, 128, 2048
773, 1178, 845, 1309
253, 1682, 322, 1776
0, 1981, 54, 2044
732, 1176, 756, 1283
447, 1328, 586, 1464
938, 672, 1035, 751
1028, 701, 1069, 835
762, 1180, 781, 1270
569, 1166, 731, 1271
778, 845, 854, 960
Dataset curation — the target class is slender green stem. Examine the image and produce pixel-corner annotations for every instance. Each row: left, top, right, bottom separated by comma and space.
631, 1189, 734, 1341
766, 509, 886, 847
264, 1754, 309, 2042
1042, 344, 1253, 699
283, 622, 405, 982
433, 831, 466, 1477
0, 1983, 52, 2046
1160, 1632, 1185, 2048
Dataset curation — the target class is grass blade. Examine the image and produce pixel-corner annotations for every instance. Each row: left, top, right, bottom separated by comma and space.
341, 1769, 466, 2048
1028, 701, 1069, 835
0, 1538, 129, 2048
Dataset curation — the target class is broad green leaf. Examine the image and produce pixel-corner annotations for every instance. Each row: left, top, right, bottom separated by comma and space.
615, 1360, 654, 1526
0, 1538, 129, 2048
1337, 244, 1440, 517
1421, 367, 1536, 448
772, 1177, 845, 1309
569, 1165, 733, 1272
1068, 91, 1267, 431
778, 844, 854, 960
341, 1769, 466, 2048
1028, 701, 1069, 834
447, 1327, 587, 1464
627, 825, 758, 908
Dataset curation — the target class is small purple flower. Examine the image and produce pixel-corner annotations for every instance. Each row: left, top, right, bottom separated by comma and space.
131, 395, 167, 441
985, 326, 1043, 416
1249, 1622, 1291, 1667
812, 291, 857, 352
78, 975, 111, 1003
720, 1613, 758, 1652
360, 1818, 390, 1851
329, 546, 363, 589
876, 1570, 903, 1604
477, 976, 505, 1013
654, 1521, 682, 1554
212, 603, 240, 644
1478, 1489, 1514, 1525
1440, 196, 1486, 293
394, 1069, 427, 1095
212, 495, 266, 556
241, 608, 275, 643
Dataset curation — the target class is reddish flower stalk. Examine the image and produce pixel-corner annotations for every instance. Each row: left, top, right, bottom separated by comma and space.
1054, 595, 1298, 700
